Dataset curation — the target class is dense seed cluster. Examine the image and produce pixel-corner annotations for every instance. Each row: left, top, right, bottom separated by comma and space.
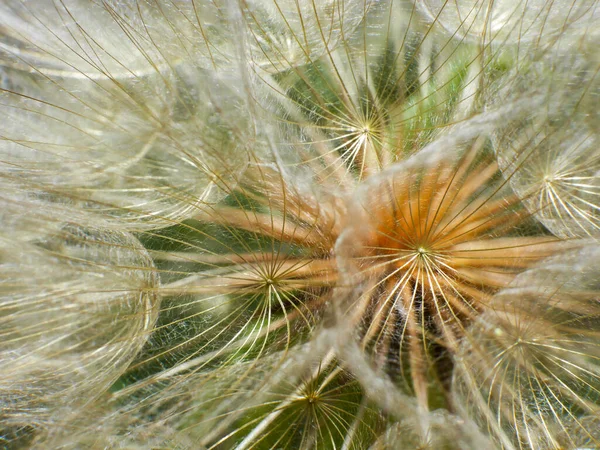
0, 1, 599, 449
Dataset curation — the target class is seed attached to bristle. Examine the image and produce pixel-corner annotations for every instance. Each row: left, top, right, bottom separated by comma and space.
336, 143, 565, 408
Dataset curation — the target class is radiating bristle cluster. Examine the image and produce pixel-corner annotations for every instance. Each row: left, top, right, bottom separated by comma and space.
1, 0, 599, 449
334, 142, 567, 408
453, 246, 600, 448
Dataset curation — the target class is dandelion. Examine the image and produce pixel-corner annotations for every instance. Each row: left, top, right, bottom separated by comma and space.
453, 246, 600, 449
0, 197, 159, 447
491, 32, 600, 239
334, 138, 568, 408
0, 0, 599, 449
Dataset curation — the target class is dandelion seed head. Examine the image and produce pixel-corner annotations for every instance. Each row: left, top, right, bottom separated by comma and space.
0, 219, 159, 443
453, 245, 600, 449
0, 0, 254, 231
335, 139, 566, 408
492, 57, 600, 238
1, 0, 600, 447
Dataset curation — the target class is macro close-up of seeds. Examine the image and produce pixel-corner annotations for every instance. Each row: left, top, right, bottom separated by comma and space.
1, 1, 599, 449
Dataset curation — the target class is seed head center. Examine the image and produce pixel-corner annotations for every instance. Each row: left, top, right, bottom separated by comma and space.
263, 277, 276, 288
415, 246, 437, 265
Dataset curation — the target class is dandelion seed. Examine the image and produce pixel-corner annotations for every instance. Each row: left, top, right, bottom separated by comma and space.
203, 357, 385, 449
0, 0, 251, 229
122, 160, 343, 384
0, 206, 159, 445
255, 0, 483, 182
335, 137, 567, 409
453, 245, 600, 449
490, 46, 600, 239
